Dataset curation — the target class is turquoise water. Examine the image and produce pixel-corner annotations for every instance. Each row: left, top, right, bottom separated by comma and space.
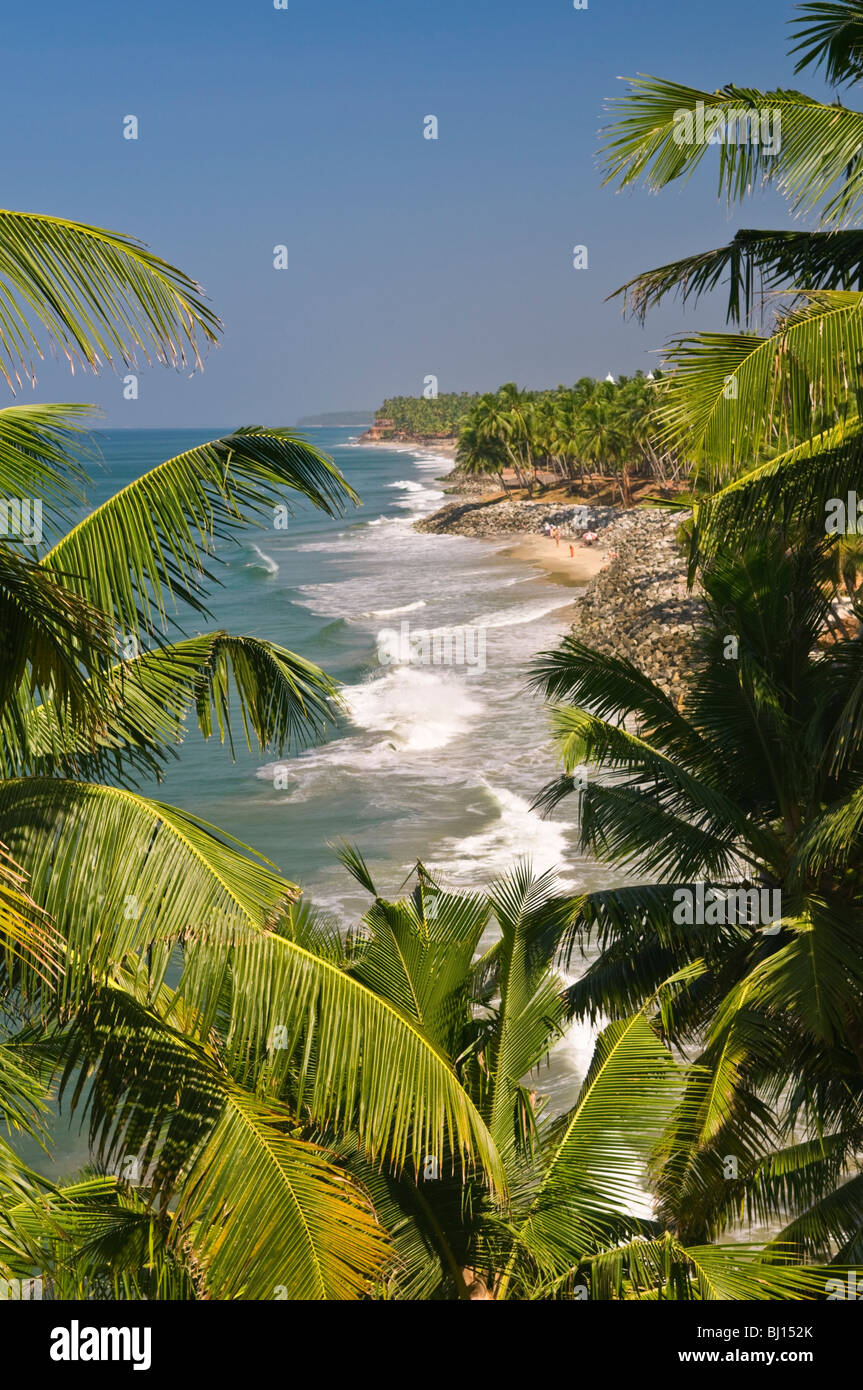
18, 427, 607, 1175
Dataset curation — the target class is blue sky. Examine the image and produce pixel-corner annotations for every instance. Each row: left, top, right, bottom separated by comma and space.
3, 0, 824, 425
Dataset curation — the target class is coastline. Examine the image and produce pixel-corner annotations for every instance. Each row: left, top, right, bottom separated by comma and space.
415, 474, 702, 699
356, 433, 458, 456
496, 532, 610, 587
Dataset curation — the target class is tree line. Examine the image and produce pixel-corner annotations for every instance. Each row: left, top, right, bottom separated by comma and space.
3, 0, 863, 1302
455, 374, 685, 502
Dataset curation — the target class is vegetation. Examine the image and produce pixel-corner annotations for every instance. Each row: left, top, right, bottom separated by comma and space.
374, 393, 479, 438
4, 0, 863, 1304
320, 856, 829, 1300
532, 533, 863, 1257
0, 212, 502, 1301
522, 0, 863, 1278
372, 378, 685, 503
456, 375, 684, 502
600, 0, 863, 557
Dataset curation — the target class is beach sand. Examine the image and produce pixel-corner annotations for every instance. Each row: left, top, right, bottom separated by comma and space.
498, 534, 610, 588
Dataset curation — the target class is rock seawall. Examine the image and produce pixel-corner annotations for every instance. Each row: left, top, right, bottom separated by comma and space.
572, 511, 702, 700
415, 498, 617, 538
415, 491, 703, 698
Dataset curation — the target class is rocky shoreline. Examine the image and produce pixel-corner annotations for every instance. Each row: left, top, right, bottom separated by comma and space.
571, 510, 702, 701
416, 490, 702, 699
357, 429, 458, 452
415, 497, 619, 537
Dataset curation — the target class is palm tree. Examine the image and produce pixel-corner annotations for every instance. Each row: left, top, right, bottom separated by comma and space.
530, 532, 863, 1258
599, 2, 863, 551
456, 377, 668, 502
469, 388, 536, 493
573, 383, 633, 502
604, 2, 863, 328
455, 421, 509, 493
0, 210, 507, 1299
0, 210, 220, 390
292, 854, 832, 1300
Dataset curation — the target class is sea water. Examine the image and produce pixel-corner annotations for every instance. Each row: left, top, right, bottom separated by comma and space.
18, 426, 609, 1175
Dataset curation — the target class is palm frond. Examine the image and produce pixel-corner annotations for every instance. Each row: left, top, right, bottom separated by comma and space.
42, 428, 358, 642
515, 1012, 685, 1274
790, 1, 863, 86
658, 291, 863, 469
682, 1242, 837, 1299
601, 79, 863, 225
346, 880, 489, 1053
691, 424, 863, 561
0, 844, 62, 983
482, 868, 569, 1158
610, 229, 863, 326
14, 632, 341, 782
0, 777, 295, 1008
0, 547, 116, 749
222, 929, 508, 1190
772, 1171, 863, 1260
174, 1090, 390, 1300
0, 403, 96, 541
0, 210, 220, 390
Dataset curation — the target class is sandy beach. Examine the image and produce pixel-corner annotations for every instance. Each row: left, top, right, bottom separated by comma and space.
497, 533, 611, 587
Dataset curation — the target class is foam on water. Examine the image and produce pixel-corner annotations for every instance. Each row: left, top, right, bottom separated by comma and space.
245, 543, 279, 576
363, 600, 427, 617
342, 665, 483, 753
470, 596, 576, 629
264, 438, 603, 1117
439, 783, 580, 885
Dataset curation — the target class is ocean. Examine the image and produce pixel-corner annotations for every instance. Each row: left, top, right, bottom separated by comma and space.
20, 426, 610, 1175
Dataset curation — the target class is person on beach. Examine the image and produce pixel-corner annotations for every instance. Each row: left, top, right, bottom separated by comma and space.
582, 530, 598, 547
554, 527, 560, 547
569, 544, 575, 558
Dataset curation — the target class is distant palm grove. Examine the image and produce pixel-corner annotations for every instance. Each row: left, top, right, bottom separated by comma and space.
377, 375, 682, 505
375, 392, 479, 437
3, 0, 863, 1302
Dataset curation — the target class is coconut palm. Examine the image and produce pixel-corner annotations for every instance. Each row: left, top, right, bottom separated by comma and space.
454, 377, 673, 500
287, 854, 833, 1300
599, 3, 863, 552
455, 421, 510, 493
572, 383, 632, 502
604, 2, 863, 328
0, 209, 508, 1299
468, 389, 536, 492
0, 210, 220, 391
530, 532, 863, 1256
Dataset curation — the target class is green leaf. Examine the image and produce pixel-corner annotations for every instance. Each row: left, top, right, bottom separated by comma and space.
173, 1090, 390, 1300
610, 228, 863, 327
601, 78, 863, 226
0, 210, 220, 390
14, 632, 341, 781
41, 428, 358, 642
516, 1013, 685, 1273
0, 778, 295, 1008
